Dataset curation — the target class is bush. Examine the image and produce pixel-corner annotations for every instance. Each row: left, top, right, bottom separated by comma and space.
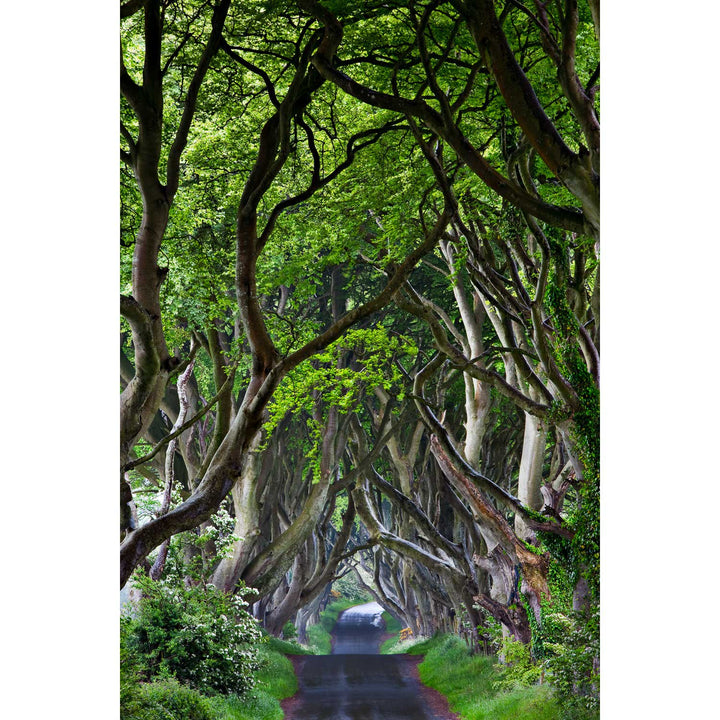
135, 679, 217, 720
543, 607, 599, 720
121, 616, 152, 719
207, 641, 300, 720
495, 635, 544, 690
281, 621, 297, 640
122, 574, 262, 696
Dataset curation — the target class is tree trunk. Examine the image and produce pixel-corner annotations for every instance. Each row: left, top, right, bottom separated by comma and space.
210, 433, 264, 593
514, 412, 547, 542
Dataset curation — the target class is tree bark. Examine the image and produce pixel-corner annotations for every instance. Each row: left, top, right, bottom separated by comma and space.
514, 412, 548, 542
210, 432, 264, 593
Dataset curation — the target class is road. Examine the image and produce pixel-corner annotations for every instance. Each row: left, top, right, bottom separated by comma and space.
282, 602, 458, 720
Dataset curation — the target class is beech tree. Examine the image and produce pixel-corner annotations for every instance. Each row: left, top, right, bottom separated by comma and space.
120, 0, 459, 586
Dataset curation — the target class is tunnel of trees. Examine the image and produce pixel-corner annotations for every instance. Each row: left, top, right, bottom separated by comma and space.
121, 0, 599, 710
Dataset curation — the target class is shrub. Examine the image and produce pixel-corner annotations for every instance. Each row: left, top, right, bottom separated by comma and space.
135, 678, 217, 720
207, 641, 300, 720
121, 615, 152, 719
543, 607, 599, 720
122, 574, 262, 696
494, 635, 544, 690
281, 621, 297, 640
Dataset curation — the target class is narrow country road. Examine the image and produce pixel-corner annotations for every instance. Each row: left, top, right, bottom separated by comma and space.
282, 602, 458, 720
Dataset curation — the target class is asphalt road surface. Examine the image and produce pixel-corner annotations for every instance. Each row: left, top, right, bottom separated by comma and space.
283, 602, 457, 720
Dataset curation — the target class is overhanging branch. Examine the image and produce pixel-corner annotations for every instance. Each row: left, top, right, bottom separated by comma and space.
123, 369, 236, 473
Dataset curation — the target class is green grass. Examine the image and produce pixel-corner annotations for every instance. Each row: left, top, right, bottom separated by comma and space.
403, 634, 561, 720
382, 611, 403, 635
403, 635, 442, 655
210, 691, 284, 720
264, 634, 314, 656
379, 611, 410, 653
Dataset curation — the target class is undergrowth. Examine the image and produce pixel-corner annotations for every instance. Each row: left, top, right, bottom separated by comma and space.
121, 635, 300, 720
402, 634, 561, 720
379, 612, 423, 654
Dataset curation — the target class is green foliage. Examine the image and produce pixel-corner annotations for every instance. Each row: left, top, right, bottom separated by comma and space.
269, 327, 415, 421
281, 621, 297, 640
330, 571, 372, 602
545, 264, 600, 599
265, 327, 417, 479
411, 634, 560, 720
134, 679, 217, 720
542, 606, 599, 720
121, 616, 153, 719
122, 606, 302, 720
329, 493, 350, 532
122, 574, 262, 696
494, 636, 544, 690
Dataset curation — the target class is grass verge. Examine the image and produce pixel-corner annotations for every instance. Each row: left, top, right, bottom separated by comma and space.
402, 634, 561, 720
379, 611, 414, 654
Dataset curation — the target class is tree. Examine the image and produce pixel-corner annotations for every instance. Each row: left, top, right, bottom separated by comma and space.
120, 0, 457, 586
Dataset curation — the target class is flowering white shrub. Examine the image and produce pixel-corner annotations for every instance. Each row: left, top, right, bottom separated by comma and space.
123, 574, 263, 696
